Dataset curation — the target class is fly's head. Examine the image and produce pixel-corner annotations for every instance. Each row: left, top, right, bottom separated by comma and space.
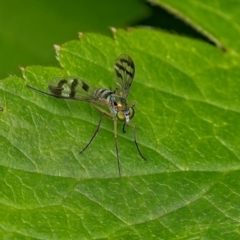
110, 95, 135, 124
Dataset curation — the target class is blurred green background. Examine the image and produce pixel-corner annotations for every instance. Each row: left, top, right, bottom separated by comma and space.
0, 0, 209, 79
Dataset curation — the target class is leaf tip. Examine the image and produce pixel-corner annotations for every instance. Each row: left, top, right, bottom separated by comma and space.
54, 45, 61, 61
78, 32, 84, 38
110, 27, 117, 33
19, 66, 25, 72
20, 68, 27, 80
54, 44, 61, 51
110, 27, 117, 39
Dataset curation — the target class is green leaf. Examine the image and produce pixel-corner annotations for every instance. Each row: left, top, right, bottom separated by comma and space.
153, 0, 239, 51
1, 3, 240, 239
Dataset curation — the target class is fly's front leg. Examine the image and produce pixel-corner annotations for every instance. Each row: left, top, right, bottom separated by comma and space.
129, 102, 136, 108
90, 103, 113, 120
122, 122, 126, 133
129, 123, 147, 161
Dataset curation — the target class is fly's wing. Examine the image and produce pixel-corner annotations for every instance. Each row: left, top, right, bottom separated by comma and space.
47, 77, 106, 105
114, 54, 135, 98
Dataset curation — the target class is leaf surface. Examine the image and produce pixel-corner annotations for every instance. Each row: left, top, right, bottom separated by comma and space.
0, 2, 240, 239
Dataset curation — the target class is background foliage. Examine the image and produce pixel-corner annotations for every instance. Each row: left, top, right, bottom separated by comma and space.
0, 0, 148, 78
0, 0, 240, 239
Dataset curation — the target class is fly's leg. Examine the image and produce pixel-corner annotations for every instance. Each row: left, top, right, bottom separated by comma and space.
79, 103, 116, 154
79, 113, 104, 154
83, 103, 122, 177
79, 105, 115, 154
90, 103, 112, 120
114, 120, 121, 177
129, 123, 147, 161
79, 103, 113, 154
122, 122, 126, 133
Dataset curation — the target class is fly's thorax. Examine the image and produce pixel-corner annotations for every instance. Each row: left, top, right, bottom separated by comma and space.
109, 95, 127, 111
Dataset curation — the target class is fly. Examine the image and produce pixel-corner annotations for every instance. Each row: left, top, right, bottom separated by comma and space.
27, 54, 146, 177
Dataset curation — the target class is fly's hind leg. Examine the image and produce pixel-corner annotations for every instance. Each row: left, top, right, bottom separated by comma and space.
79, 103, 113, 154
79, 113, 104, 154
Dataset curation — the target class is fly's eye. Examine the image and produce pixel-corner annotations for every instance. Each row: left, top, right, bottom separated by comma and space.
129, 107, 135, 119
116, 111, 125, 121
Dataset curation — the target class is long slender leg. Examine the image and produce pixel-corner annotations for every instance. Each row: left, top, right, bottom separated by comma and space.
122, 122, 126, 133
114, 120, 121, 177
79, 113, 103, 154
130, 124, 147, 161
90, 103, 112, 119
83, 103, 122, 176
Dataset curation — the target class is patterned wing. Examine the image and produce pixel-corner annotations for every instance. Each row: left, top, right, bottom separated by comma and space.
47, 77, 109, 104
114, 54, 135, 98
